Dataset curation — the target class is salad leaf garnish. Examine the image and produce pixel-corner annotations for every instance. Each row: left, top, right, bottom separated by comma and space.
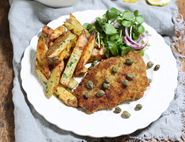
84, 8, 146, 57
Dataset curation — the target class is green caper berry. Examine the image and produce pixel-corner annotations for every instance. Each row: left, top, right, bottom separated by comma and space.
113, 107, 121, 114
86, 80, 94, 90
126, 73, 135, 81
83, 92, 89, 99
121, 111, 131, 119
102, 83, 110, 90
96, 90, 105, 97
124, 58, 134, 66
154, 64, 160, 71
111, 67, 118, 74
134, 104, 142, 111
147, 61, 154, 69
122, 79, 129, 87
91, 60, 98, 67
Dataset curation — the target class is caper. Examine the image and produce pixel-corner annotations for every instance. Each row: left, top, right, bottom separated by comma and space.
154, 64, 160, 71
91, 60, 98, 67
102, 83, 110, 90
83, 92, 89, 99
86, 80, 94, 90
126, 73, 135, 81
111, 66, 118, 74
124, 58, 134, 66
147, 61, 154, 69
96, 90, 105, 97
122, 79, 129, 87
113, 107, 121, 114
121, 111, 131, 119
134, 104, 142, 111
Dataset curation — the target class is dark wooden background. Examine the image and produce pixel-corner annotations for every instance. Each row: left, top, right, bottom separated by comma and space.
0, 0, 184, 141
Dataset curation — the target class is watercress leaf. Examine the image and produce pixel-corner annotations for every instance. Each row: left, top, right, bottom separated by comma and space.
117, 16, 124, 24
83, 23, 89, 28
121, 20, 132, 27
134, 10, 139, 16
107, 41, 119, 56
106, 8, 121, 20
139, 49, 144, 56
109, 34, 122, 43
96, 17, 107, 24
122, 10, 135, 21
103, 23, 117, 35
86, 24, 96, 33
138, 25, 145, 34
120, 46, 132, 56
136, 16, 144, 24
95, 17, 106, 33
132, 32, 139, 40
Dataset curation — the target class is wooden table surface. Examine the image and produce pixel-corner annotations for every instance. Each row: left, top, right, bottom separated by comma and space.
0, 0, 184, 142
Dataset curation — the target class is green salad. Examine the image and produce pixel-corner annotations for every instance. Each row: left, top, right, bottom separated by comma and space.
84, 8, 148, 57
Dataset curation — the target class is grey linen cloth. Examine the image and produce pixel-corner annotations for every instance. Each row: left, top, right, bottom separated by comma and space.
8, 0, 184, 141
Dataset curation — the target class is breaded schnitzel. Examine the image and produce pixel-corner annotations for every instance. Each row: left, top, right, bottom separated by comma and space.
74, 51, 149, 113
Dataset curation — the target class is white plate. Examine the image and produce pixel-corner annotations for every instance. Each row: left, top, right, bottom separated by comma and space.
20, 10, 178, 138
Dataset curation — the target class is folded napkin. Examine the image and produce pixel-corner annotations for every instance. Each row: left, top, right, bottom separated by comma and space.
9, 0, 185, 141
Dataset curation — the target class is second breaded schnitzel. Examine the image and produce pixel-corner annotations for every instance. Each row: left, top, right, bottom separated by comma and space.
74, 51, 149, 113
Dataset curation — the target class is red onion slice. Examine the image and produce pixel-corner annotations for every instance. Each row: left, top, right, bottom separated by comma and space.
124, 36, 144, 50
124, 28, 148, 50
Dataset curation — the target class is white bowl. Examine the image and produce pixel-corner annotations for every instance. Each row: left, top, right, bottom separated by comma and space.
35, 0, 76, 7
